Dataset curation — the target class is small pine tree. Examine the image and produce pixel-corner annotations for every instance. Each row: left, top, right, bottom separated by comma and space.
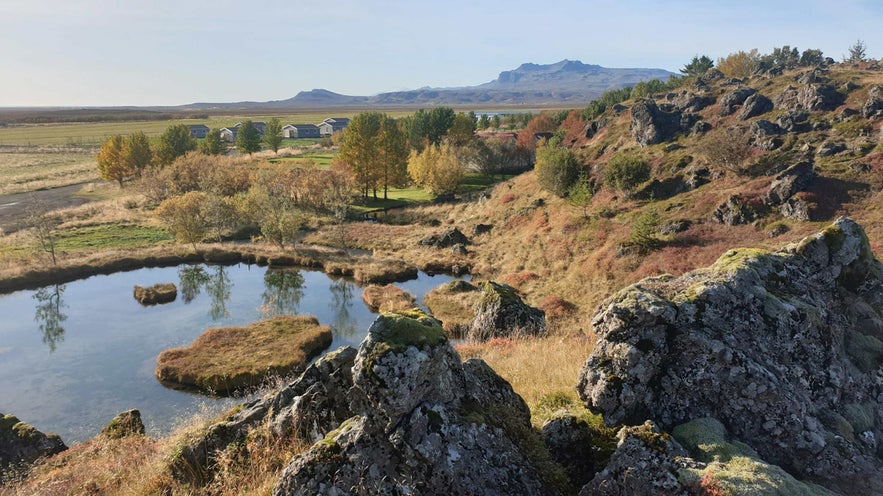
567, 174, 593, 218
846, 39, 867, 63
680, 55, 714, 77
199, 128, 227, 155
630, 208, 661, 253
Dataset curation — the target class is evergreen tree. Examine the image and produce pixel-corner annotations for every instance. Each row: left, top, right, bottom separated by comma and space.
236, 120, 262, 155
199, 128, 227, 155
156, 124, 197, 165
680, 55, 714, 76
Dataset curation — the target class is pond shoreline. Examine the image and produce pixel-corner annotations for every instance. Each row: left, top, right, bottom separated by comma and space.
0, 242, 430, 295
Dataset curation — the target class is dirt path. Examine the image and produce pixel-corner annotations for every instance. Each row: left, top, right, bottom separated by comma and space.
0, 183, 96, 234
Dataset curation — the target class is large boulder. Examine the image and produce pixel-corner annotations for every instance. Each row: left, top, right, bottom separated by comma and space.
668, 91, 715, 113
630, 99, 682, 146
273, 310, 554, 495
765, 161, 814, 205
738, 92, 774, 119
419, 227, 470, 249
711, 195, 756, 225
0, 413, 66, 472
101, 409, 145, 439
469, 281, 546, 341
775, 84, 844, 111
862, 86, 883, 119
719, 87, 756, 115
577, 218, 883, 493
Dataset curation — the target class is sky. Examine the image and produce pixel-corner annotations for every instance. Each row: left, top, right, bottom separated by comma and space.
2, 0, 882, 107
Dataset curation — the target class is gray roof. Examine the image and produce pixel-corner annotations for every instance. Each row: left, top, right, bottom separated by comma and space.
289, 124, 319, 130
189, 124, 210, 130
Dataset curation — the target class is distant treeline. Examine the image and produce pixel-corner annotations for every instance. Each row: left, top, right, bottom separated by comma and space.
0, 109, 209, 125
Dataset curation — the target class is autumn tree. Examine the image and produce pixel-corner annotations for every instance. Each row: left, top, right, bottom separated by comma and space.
97, 134, 128, 186
717, 49, 761, 78
199, 128, 227, 155
447, 111, 477, 146
515, 114, 557, 158
603, 153, 650, 198
122, 132, 152, 179
338, 112, 406, 198
535, 140, 580, 197
236, 120, 262, 155
155, 191, 210, 251
156, 124, 197, 165
263, 118, 284, 154
698, 126, 754, 174
241, 167, 305, 250
681, 55, 714, 76
407, 142, 465, 198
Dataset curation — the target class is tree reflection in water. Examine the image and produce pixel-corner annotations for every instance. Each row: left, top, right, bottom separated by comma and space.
328, 278, 358, 339
178, 265, 233, 320
261, 269, 304, 317
205, 266, 233, 320
33, 284, 67, 352
178, 265, 210, 303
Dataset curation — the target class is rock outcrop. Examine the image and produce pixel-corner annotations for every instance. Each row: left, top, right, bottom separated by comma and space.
711, 195, 755, 225
862, 86, 883, 119
273, 310, 554, 495
719, 87, 756, 116
738, 92, 773, 119
776, 84, 844, 111
168, 346, 358, 482
765, 161, 814, 205
469, 281, 546, 341
0, 413, 66, 472
630, 99, 685, 146
577, 218, 883, 494
101, 409, 145, 439
419, 227, 470, 248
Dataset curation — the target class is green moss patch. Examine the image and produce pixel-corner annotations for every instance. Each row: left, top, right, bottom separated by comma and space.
155, 315, 332, 395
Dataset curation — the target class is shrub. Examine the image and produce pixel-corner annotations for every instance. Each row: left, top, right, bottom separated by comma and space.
630, 208, 662, 253
535, 141, 580, 197
603, 153, 650, 198
698, 127, 754, 174
717, 49, 761, 79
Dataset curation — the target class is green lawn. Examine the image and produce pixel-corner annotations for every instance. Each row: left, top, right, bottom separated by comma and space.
54, 224, 173, 251
351, 173, 515, 213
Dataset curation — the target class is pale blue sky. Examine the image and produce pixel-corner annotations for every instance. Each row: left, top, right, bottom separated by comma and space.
1, 0, 881, 106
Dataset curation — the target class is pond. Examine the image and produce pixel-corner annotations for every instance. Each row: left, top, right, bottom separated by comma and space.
0, 264, 458, 444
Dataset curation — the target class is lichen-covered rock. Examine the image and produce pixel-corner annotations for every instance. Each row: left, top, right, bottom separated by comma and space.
469, 281, 546, 342
579, 421, 700, 496
862, 86, 883, 119
765, 161, 814, 205
543, 414, 613, 488
0, 413, 66, 471
738, 92, 773, 119
577, 218, 883, 493
776, 84, 843, 111
630, 99, 682, 146
167, 346, 357, 483
133, 282, 177, 305
719, 87, 756, 116
101, 409, 145, 439
711, 195, 755, 225
668, 91, 715, 113
780, 197, 812, 221
750, 119, 783, 138
273, 310, 554, 495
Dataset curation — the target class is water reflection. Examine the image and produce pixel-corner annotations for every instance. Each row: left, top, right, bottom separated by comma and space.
178, 266, 209, 303
261, 269, 305, 317
33, 284, 67, 352
328, 278, 358, 338
178, 265, 233, 320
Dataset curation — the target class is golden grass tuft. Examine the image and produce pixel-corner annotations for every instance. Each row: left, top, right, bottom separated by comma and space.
155, 315, 332, 395
455, 334, 596, 425
423, 281, 480, 337
361, 284, 416, 313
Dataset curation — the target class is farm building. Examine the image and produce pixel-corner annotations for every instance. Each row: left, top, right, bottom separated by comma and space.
189, 124, 210, 139
282, 124, 321, 139
219, 122, 267, 142
318, 117, 350, 137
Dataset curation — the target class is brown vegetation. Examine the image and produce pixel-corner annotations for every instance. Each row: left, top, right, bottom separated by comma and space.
360, 284, 416, 313
423, 280, 481, 337
155, 315, 332, 395
133, 283, 177, 305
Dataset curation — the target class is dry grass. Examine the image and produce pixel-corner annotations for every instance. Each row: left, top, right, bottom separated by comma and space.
423, 281, 481, 337
361, 284, 416, 313
456, 334, 596, 424
0, 149, 99, 195
156, 316, 332, 395
1, 407, 309, 496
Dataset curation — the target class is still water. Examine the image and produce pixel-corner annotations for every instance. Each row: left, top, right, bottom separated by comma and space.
0, 264, 455, 444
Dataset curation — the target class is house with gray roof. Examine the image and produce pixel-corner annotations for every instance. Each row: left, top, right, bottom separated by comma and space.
189, 124, 210, 139
282, 124, 321, 139
219, 122, 267, 142
318, 117, 350, 137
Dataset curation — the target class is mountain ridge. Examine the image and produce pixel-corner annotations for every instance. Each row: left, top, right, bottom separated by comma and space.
179, 60, 675, 110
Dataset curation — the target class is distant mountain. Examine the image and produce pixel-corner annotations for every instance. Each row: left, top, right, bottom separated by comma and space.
179, 60, 676, 110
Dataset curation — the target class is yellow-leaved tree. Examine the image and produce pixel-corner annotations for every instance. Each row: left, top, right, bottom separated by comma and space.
407, 142, 465, 199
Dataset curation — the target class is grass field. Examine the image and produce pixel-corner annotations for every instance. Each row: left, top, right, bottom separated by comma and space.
0, 149, 99, 194
0, 112, 409, 147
